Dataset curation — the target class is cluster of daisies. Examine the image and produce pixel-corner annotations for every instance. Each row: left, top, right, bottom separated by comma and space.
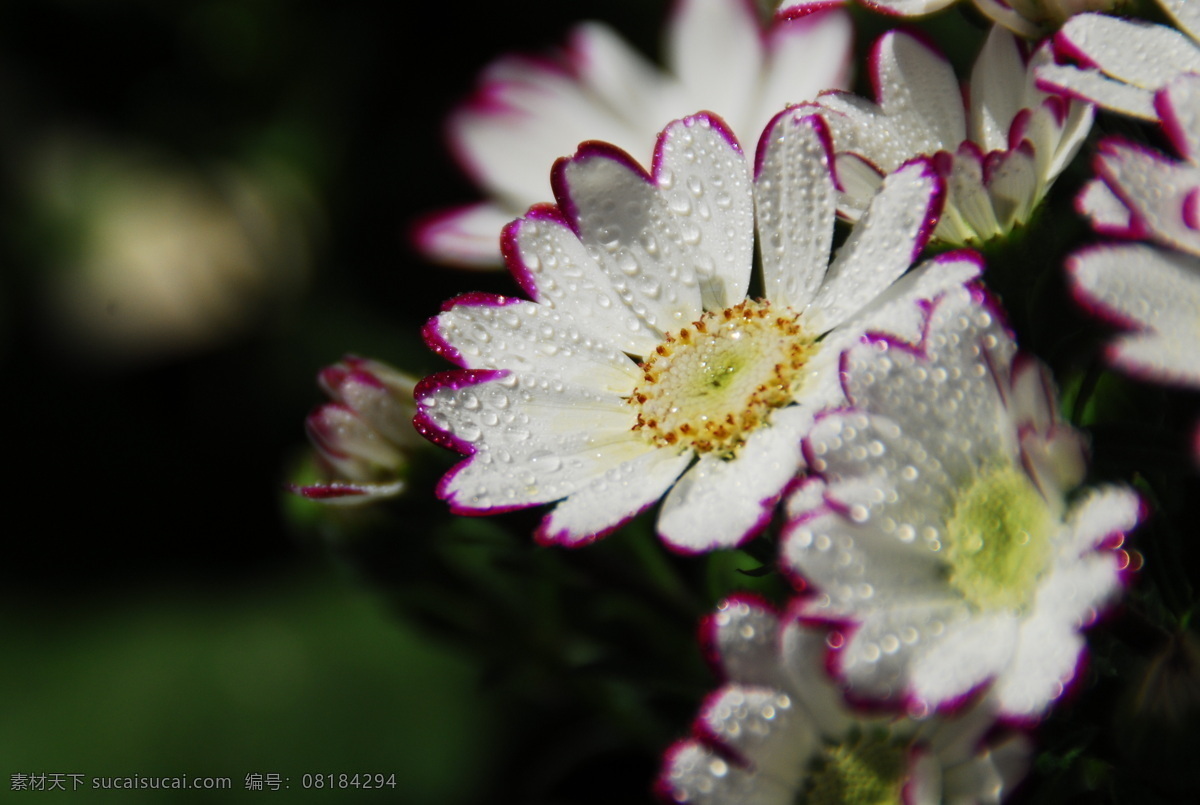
295, 0, 1200, 801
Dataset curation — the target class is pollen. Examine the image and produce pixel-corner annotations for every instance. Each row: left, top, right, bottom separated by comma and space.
626, 299, 815, 457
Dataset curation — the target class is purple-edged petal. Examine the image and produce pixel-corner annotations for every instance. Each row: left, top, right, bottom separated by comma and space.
939, 145, 1001, 243
1094, 139, 1200, 257
757, 9, 854, 131
419, 372, 650, 512
289, 480, 406, 506
1060, 484, 1142, 555
989, 600, 1085, 717
708, 596, 788, 688
907, 611, 1021, 712
658, 739, 787, 805
656, 114, 755, 309
1157, 73, 1200, 164
1059, 13, 1200, 88
970, 27, 1028, 154
503, 209, 661, 356
413, 203, 514, 268
536, 447, 693, 547
1068, 243, 1200, 386
657, 405, 812, 553
872, 31, 966, 154
567, 22, 673, 133
667, 0, 763, 133
808, 159, 942, 332
985, 142, 1038, 230
430, 297, 640, 391
449, 54, 633, 205
829, 251, 983, 346
1044, 12, 1200, 120
554, 143, 704, 330
754, 109, 838, 311
1076, 177, 1134, 235
698, 685, 816, 790
1036, 61, 1157, 120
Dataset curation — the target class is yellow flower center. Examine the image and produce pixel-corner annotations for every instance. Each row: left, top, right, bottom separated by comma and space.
627, 299, 815, 457
801, 728, 908, 805
943, 461, 1055, 614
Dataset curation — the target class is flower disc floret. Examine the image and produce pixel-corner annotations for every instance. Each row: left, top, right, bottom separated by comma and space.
943, 462, 1054, 614
630, 299, 815, 456
803, 728, 908, 805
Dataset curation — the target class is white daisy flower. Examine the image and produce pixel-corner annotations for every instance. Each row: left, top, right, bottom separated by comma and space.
811, 26, 1093, 246
1036, 0, 1200, 121
1068, 73, 1200, 388
784, 0, 1119, 38
781, 287, 1144, 717
415, 110, 976, 553
413, 0, 853, 268
657, 595, 1031, 804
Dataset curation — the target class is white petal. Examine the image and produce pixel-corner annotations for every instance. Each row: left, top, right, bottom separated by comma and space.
808, 159, 942, 332
817, 92, 901, 173
430, 297, 640, 391
709, 597, 787, 688
833, 251, 983, 346
985, 143, 1039, 230
939, 144, 1002, 243
1095, 138, 1200, 257
1157, 73, 1200, 164
667, 0, 763, 133
754, 110, 837, 311
872, 31, 966, 153
568, 22, 674, 137
858, 0, 959, 15
656, 114, 755, 309
1068, 244, 1200, 386
505, 209, 661, 356
1056, 13, 1200, 94
783, 498, 950, 611
418, 371, 649, 511
657, 406, 811, 553
291, 480, 406, 506
449, 52, 631, 206
413, 202, 514, 268
908, 611, 1021, 711
972, 0, 1043, 38
778, 616, 853, 735
1160, 0, 1200, 43
659, 739, 792, 805
830, 601, 975, 704
536, 447, 693, 546
555, 143, 704, 331
753, 9, 854, 136
1076, 177, 1134, 236
991, 609, 1084, 717
970, 27, 1027, 154
832, 152, 884, 218
699, 685, 815, 791
826, 291, 1017, 483
1060, 484, 1143, 555
1035, 62, 1157, 120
